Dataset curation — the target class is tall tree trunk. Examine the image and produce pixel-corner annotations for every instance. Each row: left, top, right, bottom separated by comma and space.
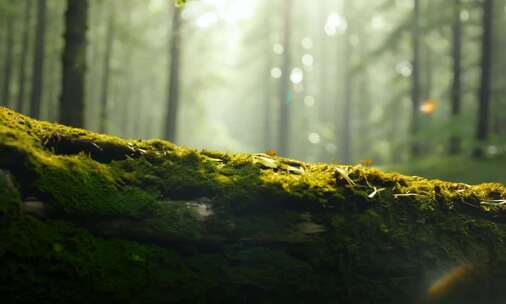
424, 46, 432, 100
15, 1, 32, 112
278, 0, 293, 157
340, 5, 352, 165
263, 62, 273, 151
263, 2, 273, 151
164, 7, 182, 143
318, 0, 329, 124
410, 0, 421, 157
356, 24, 371, 161
473, 0, 493, 158
99, 9, 115, 134
29, 0, 47, 119
121, 10, 134, 138
15, 0, 32, 113
59, 0, 89, 128
317, 0, 332, 162
1, 13, 14, 107
449, 0, 462, 155
47, 58, 58, 122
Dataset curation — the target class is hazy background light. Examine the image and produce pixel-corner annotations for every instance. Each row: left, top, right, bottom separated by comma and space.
304, 96, 315, 107
395, 61, 413, 77
325, 143, 337, 154
196, 12, 218, 28
302, 37, 313, 49
290, 68, 304, 84
460, 10, 470, 21
371, 15, 385, 31
302, 54, 314, 67
350, 35, 359, 47
271, 67, 282, 79
325, 12, 348, 36
308, 132, 321, 144
273, 43, 284, 55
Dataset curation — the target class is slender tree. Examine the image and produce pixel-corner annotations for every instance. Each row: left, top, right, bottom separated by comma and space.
15, 0, 32, 113
60, 0, 89, 128
473, 0, 493, 158
120, 8, 135, 138
318, 0, 329, 124
164, 7, 182, 142
29, 0, 47, 119
355, 16, 371, 161
262, 5, 273, 151
449, 0, 462, 155
410, 0, 421, 157
340, 3, 353, 164
278, 0, 293, 157
1, 10, 14, 107
99, 7, 115, 133
46, 58, 58, 122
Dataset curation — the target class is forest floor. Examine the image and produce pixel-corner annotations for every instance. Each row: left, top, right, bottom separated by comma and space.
387, 156, 506, 185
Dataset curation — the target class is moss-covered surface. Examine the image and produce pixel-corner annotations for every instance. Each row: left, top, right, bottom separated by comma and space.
1, 107, 506, 303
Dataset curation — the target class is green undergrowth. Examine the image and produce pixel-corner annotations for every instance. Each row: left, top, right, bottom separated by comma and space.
387, 156, 506, 185
2, 107, 506, 303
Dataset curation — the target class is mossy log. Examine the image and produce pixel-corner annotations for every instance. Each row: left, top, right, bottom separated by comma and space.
1, 107, 506, 303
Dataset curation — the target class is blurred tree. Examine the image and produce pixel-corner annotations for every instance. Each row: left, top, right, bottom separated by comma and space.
317, 0, 330, 125
262, 2, 273, 151
355, 11, 372, 162
340, 1, 353, 164
278, 0, 293, 157
119, 6, 135, 138
29, 0, 47, 119
164, 7, 182, 142
410, 0, 421, 157
15, 0, 32, 113
474, 0, 493, 158
99, 6, 115, 133
60, 0, 88, 128
449, 0, 462, 155
1, 3, 14, 107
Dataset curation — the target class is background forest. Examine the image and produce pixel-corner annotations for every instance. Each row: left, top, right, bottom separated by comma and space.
1, 0, 505, 184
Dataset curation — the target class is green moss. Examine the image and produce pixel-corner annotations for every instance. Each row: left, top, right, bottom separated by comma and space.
2, 107, 506, 303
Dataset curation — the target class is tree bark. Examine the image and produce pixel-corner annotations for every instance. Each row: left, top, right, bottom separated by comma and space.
164, 7, 182, 143
29, 0, 47, 119
99, 8, 115, 134
449, 0, 462, 155
473, 0, 493, 158
278, 0, 293, 157
1, 13, 14, 107
59, 0, 89, 128
15, 0, 32, 113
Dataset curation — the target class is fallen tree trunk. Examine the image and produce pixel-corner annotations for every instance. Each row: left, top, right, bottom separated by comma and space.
1, 107, 506, 304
